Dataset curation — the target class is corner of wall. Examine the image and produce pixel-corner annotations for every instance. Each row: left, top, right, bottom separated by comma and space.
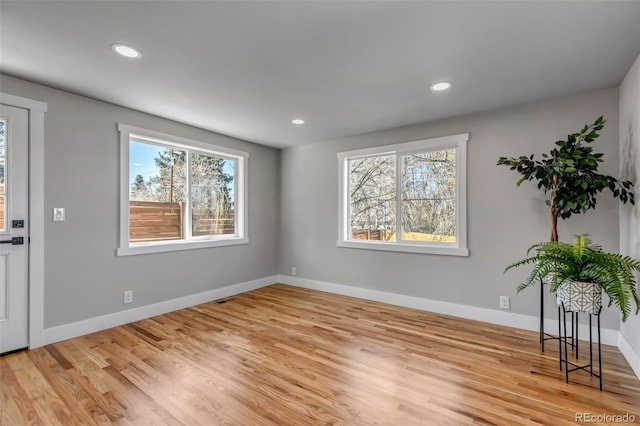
618, 52, 640, 380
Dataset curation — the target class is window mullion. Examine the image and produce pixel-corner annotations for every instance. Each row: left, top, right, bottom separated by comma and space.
395, 154, 401, 242
185, 151, 192, 240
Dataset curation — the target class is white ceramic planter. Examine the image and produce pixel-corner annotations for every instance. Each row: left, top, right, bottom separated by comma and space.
556, 281, 602, 314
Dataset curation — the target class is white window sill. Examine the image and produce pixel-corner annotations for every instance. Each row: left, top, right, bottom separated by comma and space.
336, 240, 469, 256
117, 237, 249, 256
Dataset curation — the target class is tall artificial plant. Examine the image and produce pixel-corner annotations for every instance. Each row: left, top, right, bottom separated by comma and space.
497, 117, 634, 242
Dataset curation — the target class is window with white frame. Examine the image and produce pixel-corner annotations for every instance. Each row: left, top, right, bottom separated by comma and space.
118, 124, 248, 256
337, 133, 468, 256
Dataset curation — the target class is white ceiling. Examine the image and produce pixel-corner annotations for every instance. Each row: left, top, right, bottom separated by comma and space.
1, 1, 639, 149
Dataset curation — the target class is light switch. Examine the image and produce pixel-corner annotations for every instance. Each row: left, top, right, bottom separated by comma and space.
53, 208, 65, 222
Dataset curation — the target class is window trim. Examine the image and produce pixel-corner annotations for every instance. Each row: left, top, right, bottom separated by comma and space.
117, 124, 249, 256
337, 133, 469, 256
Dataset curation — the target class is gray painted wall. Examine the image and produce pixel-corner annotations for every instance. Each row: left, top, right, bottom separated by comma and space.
619, 53, 640, 360
0, 73, 628, 334
279, 88, 623, 330
0, 74, 280, 328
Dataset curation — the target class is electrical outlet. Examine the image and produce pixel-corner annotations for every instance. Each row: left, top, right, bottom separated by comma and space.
500, 296, 510, 310
123, 290, 133, 304
291, 266, 297, 276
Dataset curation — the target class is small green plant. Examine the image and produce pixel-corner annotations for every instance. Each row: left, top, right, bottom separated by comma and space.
497, 117, 634, 241
505, 235, 640, 321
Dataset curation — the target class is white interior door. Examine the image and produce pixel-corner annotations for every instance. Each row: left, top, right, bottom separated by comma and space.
0, 104, 29, 354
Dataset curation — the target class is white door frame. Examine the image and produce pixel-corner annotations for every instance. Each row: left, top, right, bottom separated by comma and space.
0, 92, 47, 349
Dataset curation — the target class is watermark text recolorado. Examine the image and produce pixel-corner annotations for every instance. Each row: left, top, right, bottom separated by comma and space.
575, 413, 635, 423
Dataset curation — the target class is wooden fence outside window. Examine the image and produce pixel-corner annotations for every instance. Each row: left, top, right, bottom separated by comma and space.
129, 201, 233, 242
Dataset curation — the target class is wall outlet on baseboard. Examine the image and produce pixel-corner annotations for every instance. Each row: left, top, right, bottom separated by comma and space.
123, 290, 133, 304
499, 296, 510, 310
291, 266, 297, 276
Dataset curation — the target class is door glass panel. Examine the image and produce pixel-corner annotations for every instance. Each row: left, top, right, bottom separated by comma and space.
0, 119, 6, 233
0, 119, 5, 156
0, 196, 4, 232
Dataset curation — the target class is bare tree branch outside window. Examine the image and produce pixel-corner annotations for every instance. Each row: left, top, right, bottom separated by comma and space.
401, 150, 456, 241
348, 149, 456, 242
349, 155, 396, 241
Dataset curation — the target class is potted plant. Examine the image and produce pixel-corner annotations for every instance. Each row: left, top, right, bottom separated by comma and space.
505, 235, 640, 321
497, 116, 634, 242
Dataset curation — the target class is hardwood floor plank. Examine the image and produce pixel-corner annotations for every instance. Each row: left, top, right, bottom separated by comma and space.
6, 352, 73, 425
26, 348, 104, 426
1, 355, 45, 426
3, 284, 640, 425
44, 346, 73, 371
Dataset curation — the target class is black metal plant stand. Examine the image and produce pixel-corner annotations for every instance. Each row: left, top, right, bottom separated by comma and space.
539, 279, 564, 354
540, 280, 574, 371
559, 303, 603, 391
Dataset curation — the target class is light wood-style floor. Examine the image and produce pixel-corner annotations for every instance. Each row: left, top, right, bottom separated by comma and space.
2, 284, 639, 425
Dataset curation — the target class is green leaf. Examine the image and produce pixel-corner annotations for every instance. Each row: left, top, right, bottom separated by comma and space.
496, 115, 636, 228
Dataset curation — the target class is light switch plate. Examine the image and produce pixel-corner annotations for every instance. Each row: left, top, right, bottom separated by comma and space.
53, 208, 65, 222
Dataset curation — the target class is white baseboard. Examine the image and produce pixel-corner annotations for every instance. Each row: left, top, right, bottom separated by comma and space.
41, 275, 276, 346
618, 333, 640, 380
276, 275, 620, 346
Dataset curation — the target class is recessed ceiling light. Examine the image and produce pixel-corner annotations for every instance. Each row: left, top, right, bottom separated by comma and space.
430, 81, 452, 92
292, 119, 305, 125
112, 43, 142, 59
